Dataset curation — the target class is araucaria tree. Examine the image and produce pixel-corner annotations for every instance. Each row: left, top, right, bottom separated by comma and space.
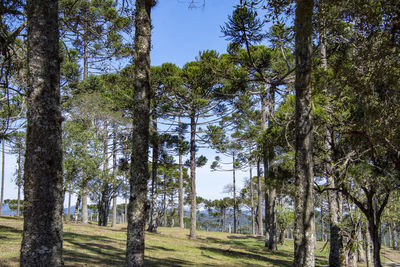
293, 0, 315, 266
20, 0, 64, 266
126, 0, 155, 266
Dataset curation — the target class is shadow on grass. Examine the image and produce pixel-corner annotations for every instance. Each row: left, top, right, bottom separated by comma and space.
200, 246, 292, 267
0, 224, 22, 241
147, 246, 176, 252
64, 231, 116, 243
144, 256, 198, 267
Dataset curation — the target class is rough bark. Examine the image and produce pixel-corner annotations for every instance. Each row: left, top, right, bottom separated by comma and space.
126, 0, 153, 265
293, 0, 316, 266
189, 113, 197, 239
20, 0, 63, 265
148, 110, 159, 232
256, 158, 263, 236
364, 224, 373, 267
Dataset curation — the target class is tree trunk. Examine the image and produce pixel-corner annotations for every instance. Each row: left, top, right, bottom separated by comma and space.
0, 141, 4, 215
293, 0, 315, 266
81, 187, 88, 223
233, 153, 237, 234
249, 160, 255, 235
392, 223, 398, 249
320, 205, 325, 242
148, 110, 159, 232
98, 183, 112, 226
364, 224, 373, 267
189, 113, 197, 239
368, 220, 382, 267
264, 89, 278, 251
20, 0, 63, 264
358, 225, 366, 263
73, 194, 81, 222
67, 190, 71, 221
126, 0, 153, 265
178, 116, 184, 229
256, 158, 263, 236
111, 125, 118, 228
163, 175, 167, 227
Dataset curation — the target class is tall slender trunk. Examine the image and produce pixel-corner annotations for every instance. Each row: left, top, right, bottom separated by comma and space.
233, 153, 237, 234
67, 190, 71, 220
391, 222, 398, 249
81, 185, 88, 223
265, 89, 277, 251
163, 175, 167, 226
189, 113, 197, 239
293, 0, 315, 266
148, 109, 159, 232
111, 125, 118, 228
126, 0, 153, 265
73, 194, 81, 222
320, 205, 325, 242
0, 140, 4, 215
249, 159, 255, 235
99, 121, 110, 227
178, 116, 184, 229
256, 158, 263, 235
21, 0, 63, 264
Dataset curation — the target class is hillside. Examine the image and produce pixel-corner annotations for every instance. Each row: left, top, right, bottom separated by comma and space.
1, 216, 399, 266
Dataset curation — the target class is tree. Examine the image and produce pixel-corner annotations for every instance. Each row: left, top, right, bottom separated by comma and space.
293, 0, 315, 266
126, 0, 155, 266
20, 0, 64, 265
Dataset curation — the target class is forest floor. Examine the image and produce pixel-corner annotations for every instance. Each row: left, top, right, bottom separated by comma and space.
0, 216, 399, 266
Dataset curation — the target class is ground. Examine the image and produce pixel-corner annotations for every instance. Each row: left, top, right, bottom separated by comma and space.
0, 216, 399, 266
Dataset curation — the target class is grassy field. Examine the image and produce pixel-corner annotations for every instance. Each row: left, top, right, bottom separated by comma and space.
1, 216, 399, 266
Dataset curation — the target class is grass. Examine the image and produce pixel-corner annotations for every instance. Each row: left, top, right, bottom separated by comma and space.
0, 215, 399, 266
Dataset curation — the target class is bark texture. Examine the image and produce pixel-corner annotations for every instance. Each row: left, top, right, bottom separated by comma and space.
126, 0, 153, 265
293, 0, 315, 266
148, 110, 159, 233
256, 158, 263, 236
20, 0, 63, 265
0, 141, 4, 215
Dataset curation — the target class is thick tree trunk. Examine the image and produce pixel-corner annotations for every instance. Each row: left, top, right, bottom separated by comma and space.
293, 0, 315, 266
20, 0, 63, 265
148, 111, 159, 232
98, 183, 112, 226
189, 113, 197, 239
368, 220, 382, 267
256, 158, 263, 236
357, 225, 366, 263
126, 0, 153, 265
0, 141, 4, 215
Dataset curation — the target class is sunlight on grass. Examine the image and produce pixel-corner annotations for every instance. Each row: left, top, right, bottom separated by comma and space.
11, 215, 400, 266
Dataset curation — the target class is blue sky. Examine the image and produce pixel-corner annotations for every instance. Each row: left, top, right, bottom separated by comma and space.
2, 0, 251, 206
